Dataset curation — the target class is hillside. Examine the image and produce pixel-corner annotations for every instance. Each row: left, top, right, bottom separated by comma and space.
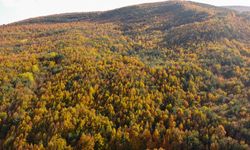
0, 1, 250, 149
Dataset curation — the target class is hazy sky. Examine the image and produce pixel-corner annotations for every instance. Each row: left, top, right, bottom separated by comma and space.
1, 0, 250, 25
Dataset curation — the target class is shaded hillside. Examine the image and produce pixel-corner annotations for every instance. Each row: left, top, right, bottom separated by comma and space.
242, 12, 250, 20
1, 1, 250, 149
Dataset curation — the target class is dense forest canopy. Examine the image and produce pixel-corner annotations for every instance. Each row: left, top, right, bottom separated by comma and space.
0, 1, 250, 149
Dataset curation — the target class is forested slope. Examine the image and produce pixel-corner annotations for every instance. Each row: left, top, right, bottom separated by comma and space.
0, 1, 250, 149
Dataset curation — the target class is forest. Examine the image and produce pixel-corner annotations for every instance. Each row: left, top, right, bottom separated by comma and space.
0, 1, 250, 150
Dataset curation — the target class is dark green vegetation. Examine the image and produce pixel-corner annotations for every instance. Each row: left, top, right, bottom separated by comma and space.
0, 1, 250, 149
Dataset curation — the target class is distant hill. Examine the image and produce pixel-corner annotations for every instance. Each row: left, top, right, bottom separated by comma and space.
224, 6, 250, 12
14, 3, 250, 25
13, 1, 250, 46
1, 1, 250, 149
13, 1, 229, 25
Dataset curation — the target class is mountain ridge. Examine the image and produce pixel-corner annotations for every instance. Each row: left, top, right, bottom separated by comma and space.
3, 1, 250, 26
0, 1, 250, 149
8, 1, 230, 25
8, 1, 250, 46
